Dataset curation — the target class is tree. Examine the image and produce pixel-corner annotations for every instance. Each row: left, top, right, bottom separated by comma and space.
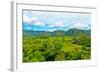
72, 34, 91, 47
55, 52, 65, 61
53, 30, 65, 36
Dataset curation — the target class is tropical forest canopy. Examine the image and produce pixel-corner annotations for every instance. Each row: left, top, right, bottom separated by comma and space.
23, 28, 91, 62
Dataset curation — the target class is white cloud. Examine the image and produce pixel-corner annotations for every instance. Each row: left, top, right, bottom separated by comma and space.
23, 15, 30, 23
34, 21, 45, 26
49, 22, 65, 27
23, 14, 38, 23
72, 23, 90, 29
23, 14, 45, 26
30, 17, 38, 23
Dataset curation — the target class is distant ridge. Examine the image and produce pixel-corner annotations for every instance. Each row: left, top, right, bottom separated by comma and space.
66, 28, 91, 36
23, 28, 91, 36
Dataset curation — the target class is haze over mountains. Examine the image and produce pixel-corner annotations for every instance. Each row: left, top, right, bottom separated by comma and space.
23, 22, 91, 32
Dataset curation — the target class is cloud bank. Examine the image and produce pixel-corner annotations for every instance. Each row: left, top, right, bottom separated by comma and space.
23, 11, 91, 31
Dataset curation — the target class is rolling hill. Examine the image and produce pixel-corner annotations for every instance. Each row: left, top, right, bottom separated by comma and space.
23, 28, 91, 37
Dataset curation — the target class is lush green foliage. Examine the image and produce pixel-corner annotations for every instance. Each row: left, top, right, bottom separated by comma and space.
23, 34, 91, 62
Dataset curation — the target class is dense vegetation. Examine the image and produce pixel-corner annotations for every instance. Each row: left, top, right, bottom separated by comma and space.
23, 29, 91, 62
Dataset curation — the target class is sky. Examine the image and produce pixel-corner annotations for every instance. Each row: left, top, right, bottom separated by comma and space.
23, 10, 91, 32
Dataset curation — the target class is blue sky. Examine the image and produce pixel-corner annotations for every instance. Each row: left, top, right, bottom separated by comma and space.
23, 10, 91, 31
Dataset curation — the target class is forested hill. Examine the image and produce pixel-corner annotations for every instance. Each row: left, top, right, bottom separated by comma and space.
23, 28, 91, 36
66, 28, 91, 36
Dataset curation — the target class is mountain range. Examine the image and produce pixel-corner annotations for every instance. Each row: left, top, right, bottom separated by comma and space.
23, 28, 91, 37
